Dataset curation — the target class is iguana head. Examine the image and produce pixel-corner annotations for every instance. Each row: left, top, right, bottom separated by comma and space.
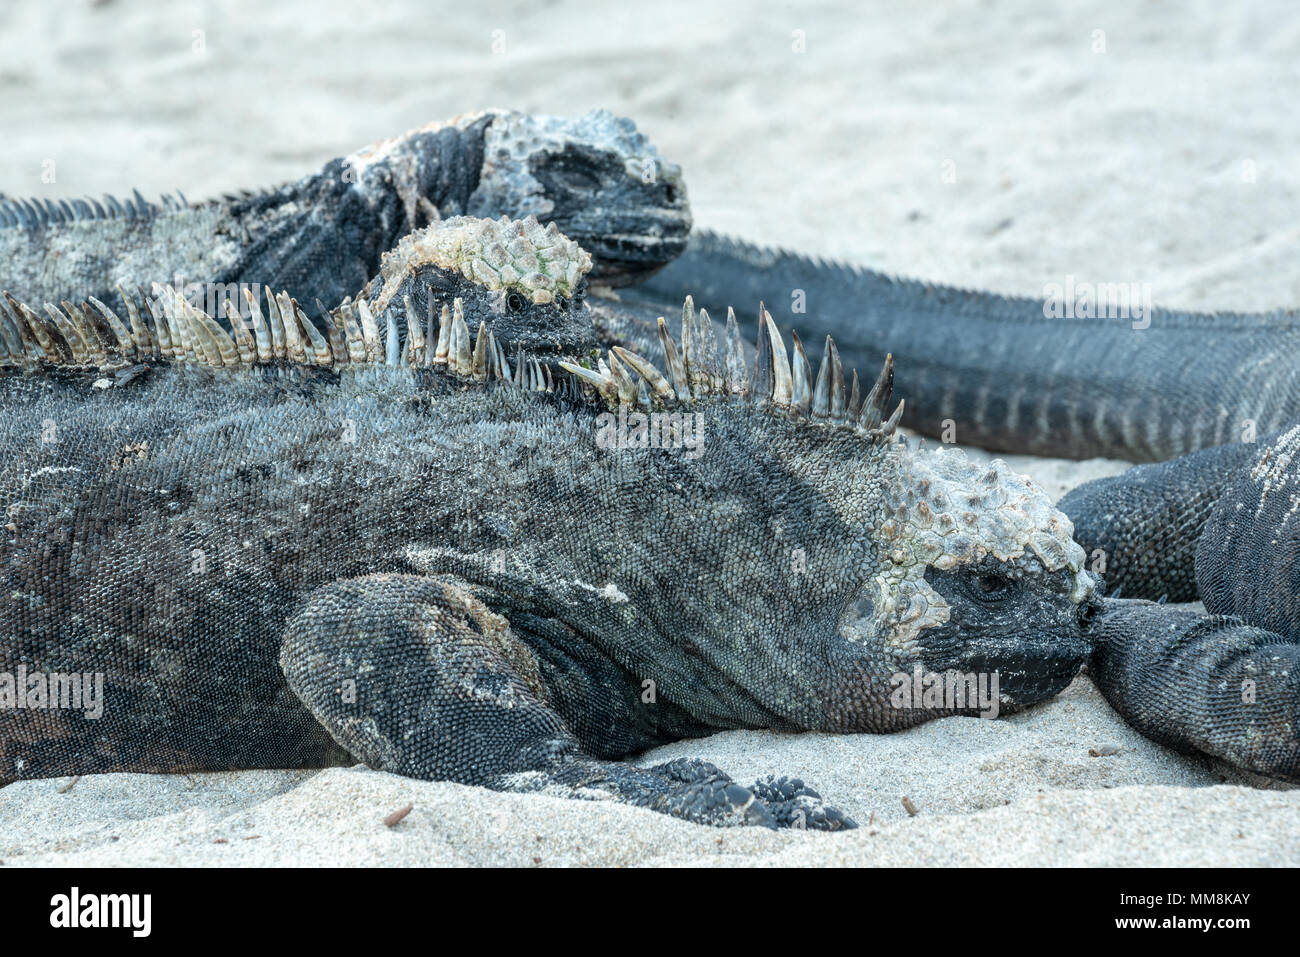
347, 110, 690, 288
362, 214, 599, 357
839, 443, 1101, 724
561, 304, 1101, 732
467, 110, 689, 287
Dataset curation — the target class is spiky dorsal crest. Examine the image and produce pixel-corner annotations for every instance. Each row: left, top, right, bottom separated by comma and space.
0, 190, 194, 231
561, 297, 903, 443
0, 285, 515, 386
0, 285, 904, 442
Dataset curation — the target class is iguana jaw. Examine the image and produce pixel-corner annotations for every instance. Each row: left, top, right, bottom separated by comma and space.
554, 201, 691, 288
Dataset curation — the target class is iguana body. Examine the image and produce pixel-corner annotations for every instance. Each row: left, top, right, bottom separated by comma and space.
634, 228, 1300, 724
0, 109, 690, 318
0, 217, 1093, 827
3, 216, 1298, 829
1046, 417, 1300, 783
10, 110, 1300, 465
1062, 422, 1300, 625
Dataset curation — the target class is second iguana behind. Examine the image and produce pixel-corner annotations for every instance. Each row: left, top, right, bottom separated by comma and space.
9, 109, 1300, 464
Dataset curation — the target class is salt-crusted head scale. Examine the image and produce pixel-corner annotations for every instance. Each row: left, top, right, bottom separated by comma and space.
371, 215, 592, 315
470, 109, 685, 218
863, 445, 1094, 651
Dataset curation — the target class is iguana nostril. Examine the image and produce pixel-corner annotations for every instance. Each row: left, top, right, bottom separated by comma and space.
1078, 597, 1102, 627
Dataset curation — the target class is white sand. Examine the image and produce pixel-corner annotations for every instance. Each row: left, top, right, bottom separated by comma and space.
1, 0, 1298, 865
5, 677, 1298, 866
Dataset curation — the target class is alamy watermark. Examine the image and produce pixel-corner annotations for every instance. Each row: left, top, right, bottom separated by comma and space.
595, 405, 705, 459
889, 665, 1000, 719
50, 887, 151, 937
1042, 275, 1153, 329
0, 666, 104, 719
146, 278, 266, 324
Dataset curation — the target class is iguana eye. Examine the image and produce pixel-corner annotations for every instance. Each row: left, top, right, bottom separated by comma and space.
506, 293, 528, 314
969, 574, 1011, 601
549, 166, 602, 192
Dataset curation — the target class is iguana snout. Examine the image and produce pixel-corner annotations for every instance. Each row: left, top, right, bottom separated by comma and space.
917, 561, 1098, 711
467, 110, 691, 286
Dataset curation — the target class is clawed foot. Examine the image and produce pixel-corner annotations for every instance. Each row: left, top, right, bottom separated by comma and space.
645, 759, 856, 830
749, 774, 857, 831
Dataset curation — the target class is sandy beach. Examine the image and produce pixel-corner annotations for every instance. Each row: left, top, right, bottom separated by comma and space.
1, 0, 1298, 865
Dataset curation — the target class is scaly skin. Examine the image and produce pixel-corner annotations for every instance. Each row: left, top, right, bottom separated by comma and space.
1059, 438, 1269, 603
1063, 422, 1300, 634
632, 230, 1300, 463
3, 216, 1296, 831
1062, 427, 1300, 782
0, 109, 691, 316
0, 215, 1126, 829
1091, 602, 1300, 782
14, 112, 1298, 466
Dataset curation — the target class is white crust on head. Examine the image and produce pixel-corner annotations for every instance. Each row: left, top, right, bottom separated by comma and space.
341, 109, 681, 233
344, 110, 500, 180
372, 215, 592, 314
862, 445, 1093, 651
468, 110, 683, 221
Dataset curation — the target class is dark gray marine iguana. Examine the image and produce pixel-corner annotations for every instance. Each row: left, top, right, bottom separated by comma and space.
631, 232, 1300, 463
8, 109, 1300, 465
2, 215, 1298, 831
0, 109, 691, 318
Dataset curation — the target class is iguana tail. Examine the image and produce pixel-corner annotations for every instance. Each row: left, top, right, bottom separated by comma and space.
632, 230, 1300, 462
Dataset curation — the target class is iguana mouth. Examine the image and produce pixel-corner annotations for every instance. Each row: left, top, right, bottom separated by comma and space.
959, 647, 1090, 708
562, 210, 692, 286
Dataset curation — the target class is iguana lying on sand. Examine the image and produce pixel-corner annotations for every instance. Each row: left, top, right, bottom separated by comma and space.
10, 107, 1300, 462
7, 109, 1299, 464
2, 216, 1297, 829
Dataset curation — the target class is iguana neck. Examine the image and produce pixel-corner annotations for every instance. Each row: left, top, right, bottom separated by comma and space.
0, 115, 494, 318
210, 114, 495, 310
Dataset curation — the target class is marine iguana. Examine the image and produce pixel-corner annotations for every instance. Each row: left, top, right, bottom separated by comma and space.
10, 109, 1299, 465
2, 216, 1297, 828
0, 109, 691, 317
632, 232, 1300, 463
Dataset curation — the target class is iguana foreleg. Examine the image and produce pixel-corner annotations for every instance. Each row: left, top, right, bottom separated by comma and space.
280, 574, 854, 829
1059, 438, 1265, 602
